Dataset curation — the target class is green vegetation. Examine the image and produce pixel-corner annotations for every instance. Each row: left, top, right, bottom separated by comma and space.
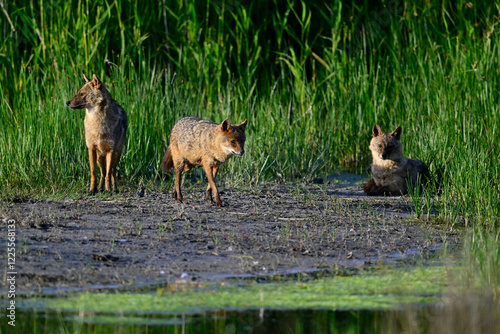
1, 0, 499, 228
23, 266, 447, 314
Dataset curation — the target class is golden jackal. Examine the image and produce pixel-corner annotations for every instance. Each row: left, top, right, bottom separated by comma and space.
66, 74, 128, 193
161, 117, 247, 206
364, 124, 428, 196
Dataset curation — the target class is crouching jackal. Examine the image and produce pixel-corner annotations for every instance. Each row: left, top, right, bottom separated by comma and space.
66, 74, 128, 193
161, 117, 247, 206
364, 124, 428, 196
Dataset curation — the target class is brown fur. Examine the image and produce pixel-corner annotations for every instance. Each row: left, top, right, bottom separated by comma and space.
66, 74, 128, 193
162, 117, 247, 206
364, 124, 428, 196
161, 146, 173, 174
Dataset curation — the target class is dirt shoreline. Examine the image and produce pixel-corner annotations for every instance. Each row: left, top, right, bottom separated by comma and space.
1, 180, 460, 295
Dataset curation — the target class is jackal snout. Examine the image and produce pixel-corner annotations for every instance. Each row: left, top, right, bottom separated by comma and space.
66, 94, 88, 110
380, 145, 395, 160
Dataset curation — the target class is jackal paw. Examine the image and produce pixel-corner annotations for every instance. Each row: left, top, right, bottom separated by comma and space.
205, 195, 222, 206
172, 191, 183, 203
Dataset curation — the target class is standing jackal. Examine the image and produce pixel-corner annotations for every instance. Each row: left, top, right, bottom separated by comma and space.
66, 74, 128, 193
161, 117, 247, 206
364, 124, 428, 196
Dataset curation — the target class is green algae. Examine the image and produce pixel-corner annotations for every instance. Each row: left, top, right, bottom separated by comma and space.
32, 266, 449, 315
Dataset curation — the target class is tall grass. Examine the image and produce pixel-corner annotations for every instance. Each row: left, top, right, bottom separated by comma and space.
1, 0, 499, 229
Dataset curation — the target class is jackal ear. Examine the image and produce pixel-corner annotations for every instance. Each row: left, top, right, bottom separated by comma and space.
90, 74, 102, 90
372, 124, 383, 137
391, 126, 402, 140
238, 120, 247, 131
221, 119, 232, 132
83, 73, 91, 83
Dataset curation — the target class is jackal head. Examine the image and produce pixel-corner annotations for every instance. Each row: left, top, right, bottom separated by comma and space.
66, 73, 108, 110
369, 124, 403, 161
218, 119, 248, 157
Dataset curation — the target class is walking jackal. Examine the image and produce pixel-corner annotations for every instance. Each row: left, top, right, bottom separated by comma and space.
161, 117, 247, 206
364, 124, 428, 196
66, 74, 128, 193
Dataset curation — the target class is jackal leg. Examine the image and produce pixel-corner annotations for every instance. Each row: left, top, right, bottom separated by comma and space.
97, 155, 106, 192
204, 164, 221, 206
364, 179, 403, 196
88, 148, 98, 193
104, 151, 113, 192
206, 166, 219, 202
173, 160, 185, 202
110, 151, 121, 192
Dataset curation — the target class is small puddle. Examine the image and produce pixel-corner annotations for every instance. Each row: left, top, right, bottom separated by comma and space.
328, 170, 368, 186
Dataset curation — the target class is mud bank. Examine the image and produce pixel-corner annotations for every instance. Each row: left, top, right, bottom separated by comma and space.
0, 181, 460, 294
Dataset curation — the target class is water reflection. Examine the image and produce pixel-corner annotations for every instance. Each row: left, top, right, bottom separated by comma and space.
3, 308, 384, 333
4, 295, 500, 334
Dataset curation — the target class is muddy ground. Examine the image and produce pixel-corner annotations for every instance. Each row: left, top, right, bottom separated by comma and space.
1, 177, 461, 294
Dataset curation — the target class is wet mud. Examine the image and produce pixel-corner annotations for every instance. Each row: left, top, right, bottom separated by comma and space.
0, 179, 460, 294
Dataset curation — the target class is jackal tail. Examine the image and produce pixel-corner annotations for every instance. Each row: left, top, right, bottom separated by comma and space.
161, 146, 173, 175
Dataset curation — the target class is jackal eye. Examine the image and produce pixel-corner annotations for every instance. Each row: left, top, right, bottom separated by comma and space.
230, 140, 237, 145
80, 92, 84, 96
378, 144, 382, 148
